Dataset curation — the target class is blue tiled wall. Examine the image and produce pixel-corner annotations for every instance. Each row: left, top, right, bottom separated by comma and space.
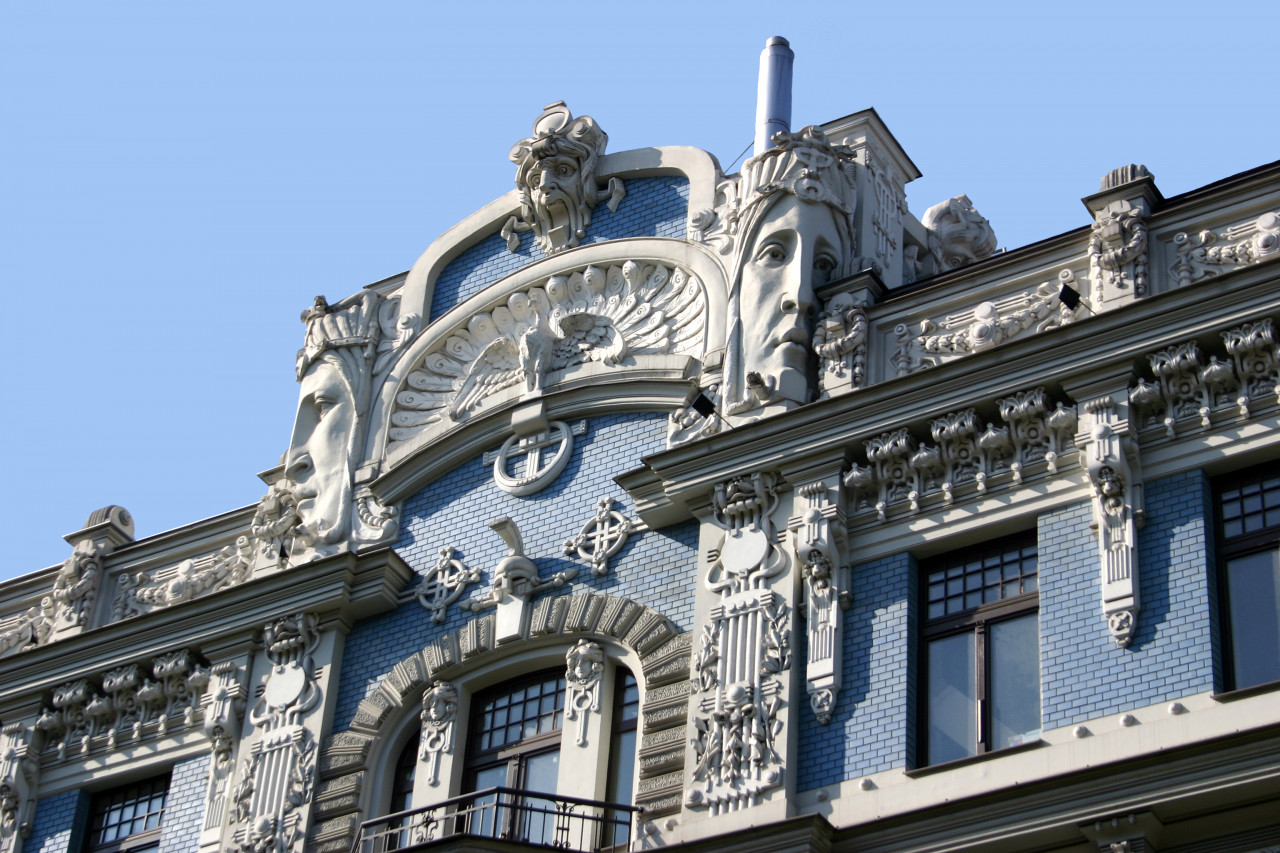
27, 789, 87, 853
334, 411, 699, 730
159, 754, 209, 853
1040, 470, 1216, 728
798, 553, 915, 789
429, 177, 690, 323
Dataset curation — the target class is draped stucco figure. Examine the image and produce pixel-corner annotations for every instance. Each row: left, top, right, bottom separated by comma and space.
719, 127, 858, 418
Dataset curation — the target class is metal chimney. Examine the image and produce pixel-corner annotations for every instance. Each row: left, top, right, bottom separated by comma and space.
754, 36, 794, 156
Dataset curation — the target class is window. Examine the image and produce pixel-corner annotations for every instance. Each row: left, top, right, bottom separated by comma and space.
83, 774, 169, 853
920, 532, 1040, 766
604, 670, 638, 849
1215, 465, 1280, 691
464, 670, 566, 844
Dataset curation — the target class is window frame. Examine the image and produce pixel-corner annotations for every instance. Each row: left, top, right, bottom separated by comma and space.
1213, 464, 1280, 693
82, 772, 170, 853
918, 530, 1041, 767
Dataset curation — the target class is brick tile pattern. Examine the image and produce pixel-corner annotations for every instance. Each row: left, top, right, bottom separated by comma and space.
158, 754, 210, 853
334, 412, 698, 730
798, 553, 915, 789
27, 789, 88, 853
430, 177, 690, 323
1040, 471, 1216, 728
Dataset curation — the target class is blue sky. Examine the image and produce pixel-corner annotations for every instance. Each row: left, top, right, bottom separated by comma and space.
2, 1, 1275, 580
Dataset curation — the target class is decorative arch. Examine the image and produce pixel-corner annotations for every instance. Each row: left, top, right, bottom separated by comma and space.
365, 236, 730, 484
308, 592, 690, 851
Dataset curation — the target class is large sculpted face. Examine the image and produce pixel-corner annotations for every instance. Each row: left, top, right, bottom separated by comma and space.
738, 193, 845, 406
525, 146, 586, 227
285, 358, 356, 546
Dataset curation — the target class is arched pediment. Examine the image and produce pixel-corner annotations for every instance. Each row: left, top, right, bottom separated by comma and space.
367, 237, 728, 486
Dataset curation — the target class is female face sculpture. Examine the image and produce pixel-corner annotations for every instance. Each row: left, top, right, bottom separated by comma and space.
723, 127, 858, 415
737, 193, 846, 407
285, 355, 358, 549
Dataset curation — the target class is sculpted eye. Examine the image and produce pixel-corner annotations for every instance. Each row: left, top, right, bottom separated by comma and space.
756, 243, 786, 263
314, 396, 336, 420
815, 254, 837, 274
528, 173, 541, 188
556, 164, 574, 178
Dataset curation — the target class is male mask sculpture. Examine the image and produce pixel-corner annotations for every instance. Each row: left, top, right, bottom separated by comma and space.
502, 101, 625, 256
720, 127, 858, 417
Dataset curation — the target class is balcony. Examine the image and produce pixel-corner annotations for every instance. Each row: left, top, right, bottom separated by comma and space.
352, 787, 643, 853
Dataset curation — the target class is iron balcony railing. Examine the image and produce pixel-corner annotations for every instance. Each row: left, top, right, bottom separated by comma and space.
353, 786, 643, 853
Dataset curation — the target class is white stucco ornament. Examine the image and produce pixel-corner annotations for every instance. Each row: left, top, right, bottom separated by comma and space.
563, 496, 634, 575
688, 473, 790, 814
696, 126, 858, 419
919, 194, 998, 273
502, 101, 625, 256
285, 291, 412, 561
389, 260, 706, 450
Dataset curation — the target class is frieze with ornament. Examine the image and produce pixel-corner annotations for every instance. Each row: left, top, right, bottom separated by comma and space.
1129, 318, 1280, 438
844, 387, 1078, 520
893, 270, 1085, 375
1172, 211, 1280, 287
33, 650, 210, 761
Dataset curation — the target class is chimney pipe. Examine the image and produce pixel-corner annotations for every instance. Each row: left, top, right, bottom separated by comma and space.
754, 36, 794, 157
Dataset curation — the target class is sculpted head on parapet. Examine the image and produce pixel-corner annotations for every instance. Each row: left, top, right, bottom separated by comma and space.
921, 194, 997, 271
719, 127, 858, 416
503, 101, 625, 255
284, 291, 384, 560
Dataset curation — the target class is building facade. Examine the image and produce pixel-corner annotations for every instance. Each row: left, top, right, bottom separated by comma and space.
2, 41, 1279, 853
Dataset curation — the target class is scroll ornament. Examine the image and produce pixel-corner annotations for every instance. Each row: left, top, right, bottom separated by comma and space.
1172, 211, 1279, 287
34, 650, 210, 760
687, 473, 790, 814
893, 270, 1084, 375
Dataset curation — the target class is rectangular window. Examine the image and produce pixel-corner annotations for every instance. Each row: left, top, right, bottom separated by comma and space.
84, 774, 169, 853
920, 532, 1040, 766
1215, 465, 1280, 691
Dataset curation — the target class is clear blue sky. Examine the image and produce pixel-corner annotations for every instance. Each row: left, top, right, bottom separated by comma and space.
2, 1, 1275, 580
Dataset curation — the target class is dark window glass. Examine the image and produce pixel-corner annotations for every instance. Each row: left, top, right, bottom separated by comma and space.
921, 532, 1040, 766
465, 670, 566, 846
605, 670, 639, 849
85, 774, 168, 853
1216, 466, 1280, 690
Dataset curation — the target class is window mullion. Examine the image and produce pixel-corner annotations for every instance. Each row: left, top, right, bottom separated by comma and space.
975, 622, 988, 753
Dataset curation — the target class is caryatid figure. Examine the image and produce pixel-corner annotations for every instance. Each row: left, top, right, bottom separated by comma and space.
720, 127, 858, 418
284, 291, 382, 559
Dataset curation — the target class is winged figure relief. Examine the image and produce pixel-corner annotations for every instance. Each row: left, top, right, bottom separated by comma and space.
389, 260, 707, 449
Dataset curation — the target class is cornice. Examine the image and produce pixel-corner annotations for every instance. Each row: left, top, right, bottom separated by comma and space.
0, 546, 411, 700
627, 260, 1280, 521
